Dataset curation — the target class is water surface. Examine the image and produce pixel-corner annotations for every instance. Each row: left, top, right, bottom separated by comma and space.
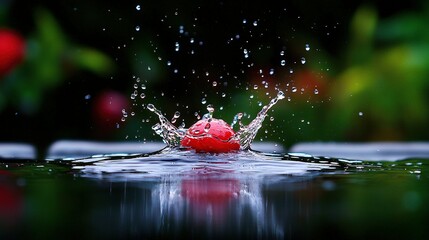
0, 148, 428, 239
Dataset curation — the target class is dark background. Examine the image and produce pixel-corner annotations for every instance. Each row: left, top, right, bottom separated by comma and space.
1, 0, 428, 153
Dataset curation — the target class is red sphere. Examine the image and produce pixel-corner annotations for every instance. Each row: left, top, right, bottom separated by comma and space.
92, 90, 129, 129
180, 118, 240, 153
0, 29, 25, 78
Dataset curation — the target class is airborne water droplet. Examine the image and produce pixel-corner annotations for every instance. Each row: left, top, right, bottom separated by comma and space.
174, 111, 180, 118
305, 44, 310, 51
264, 82, 269, 88
291, 87, 297, 93
171, 111, 180, 123
135, 26, 140, 31
280, 60, 286, 66
301, 57, 306, 64
314, 89, 319, 95
243, 49, 249, 58
136, 5, 141, 11
206, 104, 215, 114
147, 104, 155, 112
201, 98, 207, 104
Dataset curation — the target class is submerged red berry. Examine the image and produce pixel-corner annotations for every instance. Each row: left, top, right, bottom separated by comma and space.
180, 118, 240, 153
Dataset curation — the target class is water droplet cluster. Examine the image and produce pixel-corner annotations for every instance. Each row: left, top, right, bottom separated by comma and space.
118, 4, 330, 145
147, 91, 285, 150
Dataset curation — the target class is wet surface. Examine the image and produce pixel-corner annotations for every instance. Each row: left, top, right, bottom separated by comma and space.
0, 143, 429, 239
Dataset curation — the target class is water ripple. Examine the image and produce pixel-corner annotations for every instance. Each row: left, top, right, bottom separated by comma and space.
59, 148, 362, 181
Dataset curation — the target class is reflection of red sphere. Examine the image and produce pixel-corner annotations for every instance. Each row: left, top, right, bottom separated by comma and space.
181, 118, 240, 153
181, 167, 240, 225
0, 171, 23, 226
0, 29, 25, 78
92, 90, 129, 129
181, 178, 239, 205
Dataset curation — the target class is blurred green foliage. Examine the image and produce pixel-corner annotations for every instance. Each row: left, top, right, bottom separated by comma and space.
0, 8, 114, 114
0, 0, 428, 149
258, 3, 429, 147
328, 4, 429, 142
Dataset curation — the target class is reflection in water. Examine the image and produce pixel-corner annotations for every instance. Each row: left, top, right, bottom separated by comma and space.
68, 149, 360, 239
0, 170, 23, 228
156, 167, 266, 238
90, 167, 288, 239
2, 151, 427, 239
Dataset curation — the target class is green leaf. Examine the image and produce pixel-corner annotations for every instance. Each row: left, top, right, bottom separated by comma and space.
23, 8, 67, 89
347, 5, 378, 65
376, 13, 429, 42
350, 5, 378, 45
35, 8, 66, 55
71, 47, 115, 75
